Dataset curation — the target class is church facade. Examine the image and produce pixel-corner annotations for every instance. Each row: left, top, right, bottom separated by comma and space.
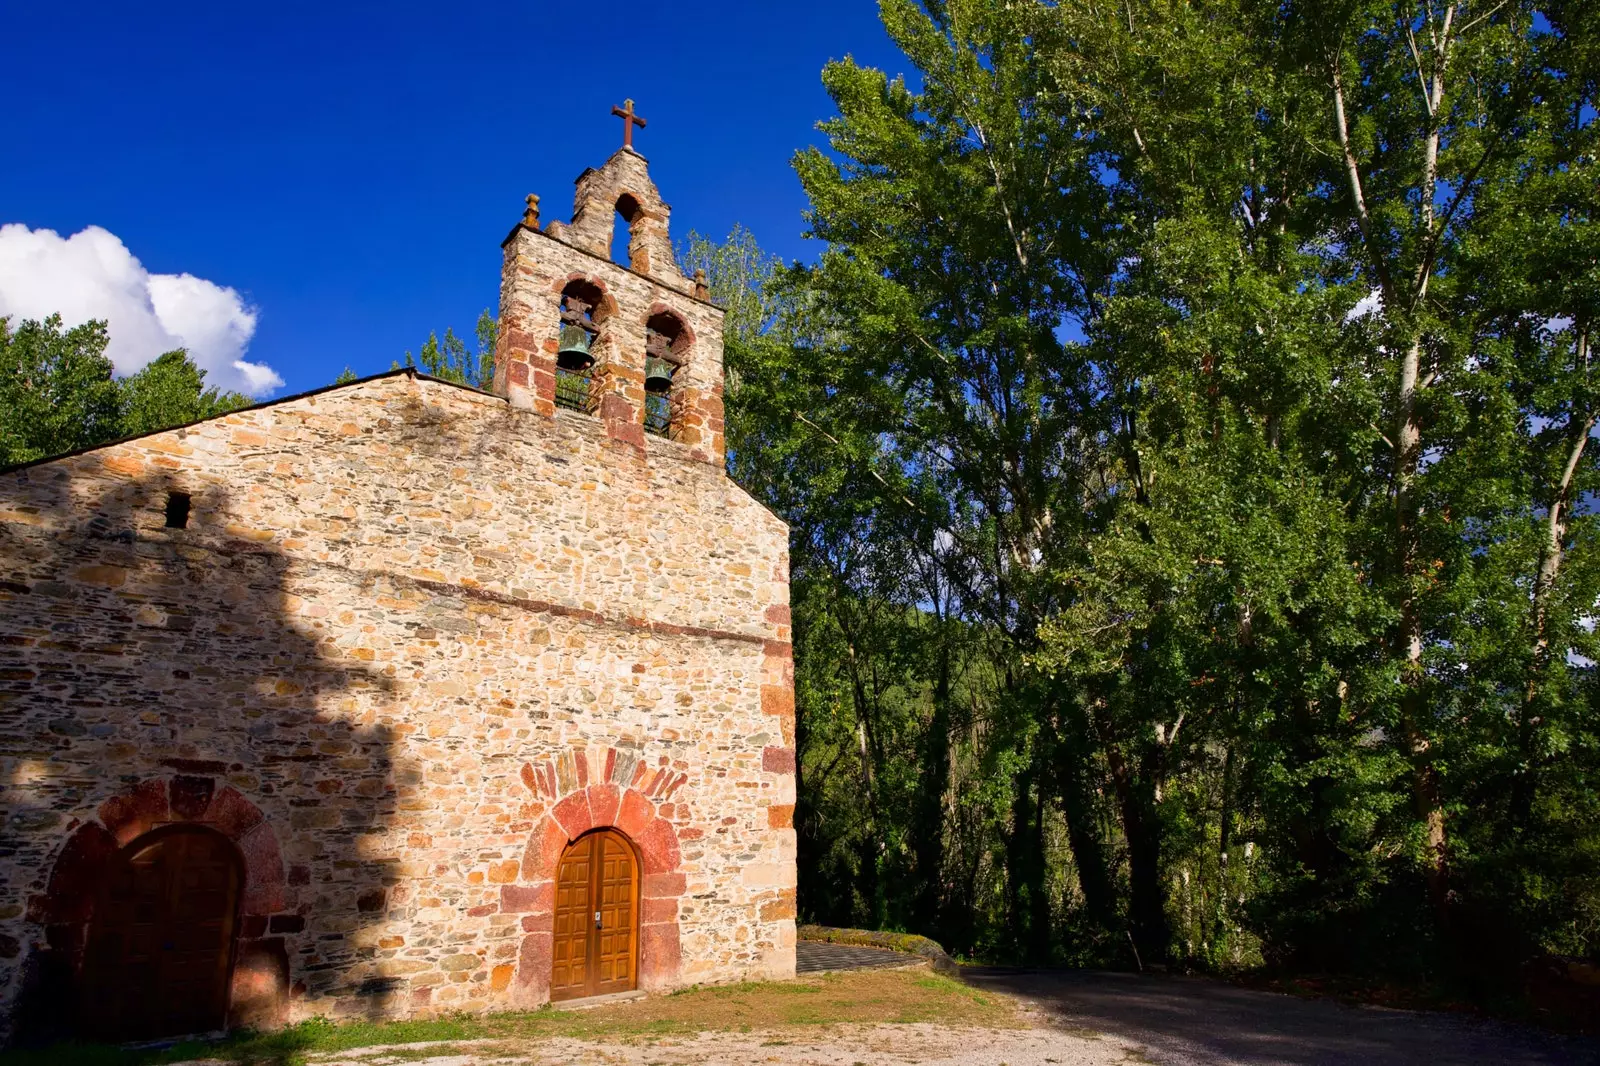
0, 142, 796, 1043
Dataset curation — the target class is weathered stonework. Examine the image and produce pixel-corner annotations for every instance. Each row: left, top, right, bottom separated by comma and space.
0, 147, 793, 1041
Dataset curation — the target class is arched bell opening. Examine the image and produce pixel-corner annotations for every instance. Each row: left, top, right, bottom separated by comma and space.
612, 194, 644, 269
551, 828, 640, 1001
556, 280, 609, 413
78, 824, 244, 1042
643, 310, 689, 438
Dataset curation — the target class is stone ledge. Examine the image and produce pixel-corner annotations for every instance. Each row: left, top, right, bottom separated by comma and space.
796, 925, 959, 977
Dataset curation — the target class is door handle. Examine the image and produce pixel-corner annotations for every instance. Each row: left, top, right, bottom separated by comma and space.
594, 910, 601, 929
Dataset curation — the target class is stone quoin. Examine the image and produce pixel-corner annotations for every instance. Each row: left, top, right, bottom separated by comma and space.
0, 133, 795, 1043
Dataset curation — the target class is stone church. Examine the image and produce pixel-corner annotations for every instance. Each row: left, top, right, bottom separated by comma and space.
0, 129, 796, 1043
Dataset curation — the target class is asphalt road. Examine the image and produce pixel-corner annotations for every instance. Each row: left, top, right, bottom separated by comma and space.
959, 968, 1600, 1066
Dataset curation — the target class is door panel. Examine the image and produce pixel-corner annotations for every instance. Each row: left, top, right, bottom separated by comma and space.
549, 830, 638, 1001
551, 838, 594, 1001
80, 828, 241, 1041
594, 833, 637, 993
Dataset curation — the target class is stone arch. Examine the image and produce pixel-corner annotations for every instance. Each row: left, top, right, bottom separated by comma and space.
506, 747, 687, 1004
642, 306, 693, 438
25, 776, 291, 1033
643, 304, 695, 363
553, 275, 619, 325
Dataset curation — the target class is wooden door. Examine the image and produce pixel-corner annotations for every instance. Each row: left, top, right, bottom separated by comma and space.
79, 827, 241, 1040
550, 830, 638, 1001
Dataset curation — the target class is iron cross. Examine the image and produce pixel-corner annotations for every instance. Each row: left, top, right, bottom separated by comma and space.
611, 98, 647, 149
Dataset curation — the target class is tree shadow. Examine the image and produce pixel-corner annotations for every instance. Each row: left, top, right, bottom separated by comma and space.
0, 459, 411, 1055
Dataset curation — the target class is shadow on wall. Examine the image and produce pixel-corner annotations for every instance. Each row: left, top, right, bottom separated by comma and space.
0, 461, 410, 1046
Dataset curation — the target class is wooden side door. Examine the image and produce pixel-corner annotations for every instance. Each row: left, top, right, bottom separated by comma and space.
80, 828, 241, 1040
549, 830, 638, 1001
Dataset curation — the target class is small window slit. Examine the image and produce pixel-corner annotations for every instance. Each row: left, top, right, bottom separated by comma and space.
164, 492, 191, 529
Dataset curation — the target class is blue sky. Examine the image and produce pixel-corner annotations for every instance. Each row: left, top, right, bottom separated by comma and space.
1, 2, 904, 396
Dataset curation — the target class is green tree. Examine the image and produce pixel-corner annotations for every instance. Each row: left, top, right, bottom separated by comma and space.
760, 0, 1599, 987
0, 315, 122, 465
119, 349, 250, 438
1, 315, 254, 467
400, 310, 497, 389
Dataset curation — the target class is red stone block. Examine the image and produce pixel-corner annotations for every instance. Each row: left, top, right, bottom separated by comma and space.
639, 817, 680, 875
203, 785, 265, 840
517, 931, 552, 989
168, 775, 216, 820
604, 747, 617, 781
768, 804, 795, 829
587, 783, 620, 829
509, 361, 530, 386
36, 823, 117, 924
519, 763, 537, 793
521, 818, 568, 881
762, 747, 796, 775
642, 871, 686, 899
237, 822, 286, 916
228, 937, 289, 1030
616, 788, 654, 840
764, 604, 791, 626
552, 791, 593, 839
99, 778, 169, 846
642, 896, 678, 923
638, 922, 682, 988
574, 750, 589, 789
499, 881, 554, 914
760, 684, 794, 717
467, 903, 496, 917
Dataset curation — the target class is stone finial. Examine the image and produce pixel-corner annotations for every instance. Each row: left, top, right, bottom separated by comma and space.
693, 268, 709, 302
523, 194, 541, 230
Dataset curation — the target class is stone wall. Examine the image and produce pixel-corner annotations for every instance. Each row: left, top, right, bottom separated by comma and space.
0, 370, 794, 1037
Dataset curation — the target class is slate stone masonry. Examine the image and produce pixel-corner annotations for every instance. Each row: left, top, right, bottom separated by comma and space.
0, 146, 795, 1037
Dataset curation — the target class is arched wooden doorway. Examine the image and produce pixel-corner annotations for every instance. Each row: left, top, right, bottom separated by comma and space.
78, 825, 242, 1040
551, 829, 638, 1001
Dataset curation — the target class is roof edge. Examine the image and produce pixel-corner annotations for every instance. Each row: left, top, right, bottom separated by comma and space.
0, 367, 504, 477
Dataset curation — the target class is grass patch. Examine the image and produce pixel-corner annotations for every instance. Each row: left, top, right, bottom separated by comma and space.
0, 968, 1023, 1066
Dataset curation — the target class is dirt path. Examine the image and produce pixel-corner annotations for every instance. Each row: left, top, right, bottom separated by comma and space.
961, 968, 1600, 1066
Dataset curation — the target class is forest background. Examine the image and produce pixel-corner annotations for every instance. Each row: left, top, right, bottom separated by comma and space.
3, 0, 1596, 1007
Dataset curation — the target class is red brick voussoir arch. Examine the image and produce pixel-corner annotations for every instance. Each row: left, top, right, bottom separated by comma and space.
29, 775, 291, 1028
506, 747, 688, 1004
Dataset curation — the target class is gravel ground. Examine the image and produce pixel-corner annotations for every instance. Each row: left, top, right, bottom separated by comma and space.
300, 1024, 1143, 1066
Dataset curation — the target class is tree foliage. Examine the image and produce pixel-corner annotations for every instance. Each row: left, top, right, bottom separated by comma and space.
0, 314, 248, 467
711, 0, 1600, 990
399, 310, 497, 390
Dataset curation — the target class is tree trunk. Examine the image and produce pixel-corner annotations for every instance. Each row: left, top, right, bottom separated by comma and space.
1099, 719, 1169, 964
1056, 709, 1119, 936
1514, 326, 1593, 829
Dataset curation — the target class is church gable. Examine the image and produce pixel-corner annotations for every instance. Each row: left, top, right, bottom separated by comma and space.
0, 135, 794, 1043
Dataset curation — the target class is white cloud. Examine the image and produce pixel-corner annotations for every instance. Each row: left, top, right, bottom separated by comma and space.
0, 224, 282, 397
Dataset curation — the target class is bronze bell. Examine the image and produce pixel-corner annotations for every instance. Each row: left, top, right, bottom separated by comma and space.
556, 325, 594, 371
644, 355, 675, 394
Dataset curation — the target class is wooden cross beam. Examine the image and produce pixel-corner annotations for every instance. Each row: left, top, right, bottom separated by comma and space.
611, 98, 647, 150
